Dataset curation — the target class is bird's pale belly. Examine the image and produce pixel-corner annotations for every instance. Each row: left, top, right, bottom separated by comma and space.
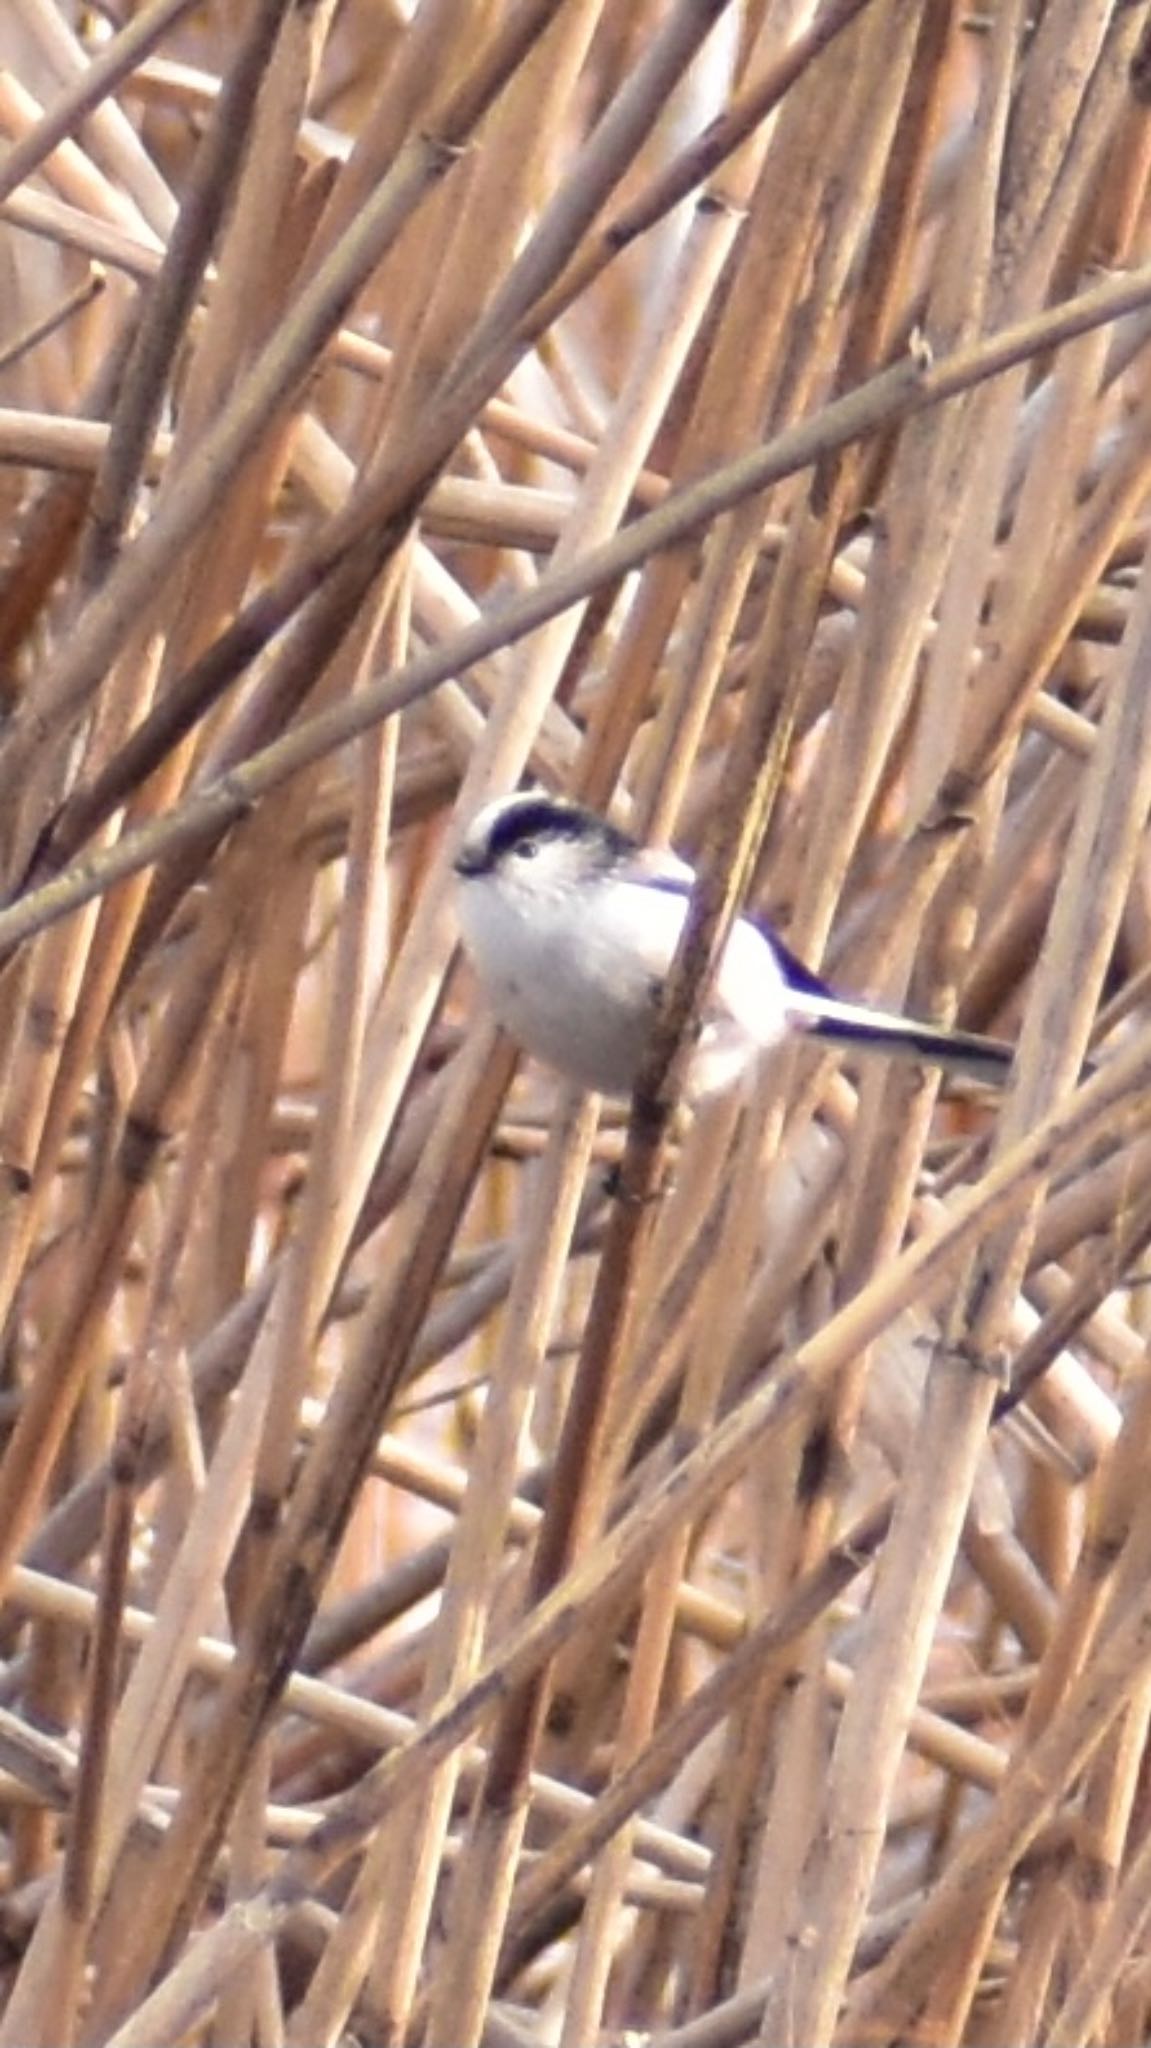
456, 884, 657, 1094
455, 872, 787, 1098
485, 933, 656, 1094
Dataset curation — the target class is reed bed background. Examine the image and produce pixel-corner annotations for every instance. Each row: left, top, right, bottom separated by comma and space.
3, 0, 1151, 2042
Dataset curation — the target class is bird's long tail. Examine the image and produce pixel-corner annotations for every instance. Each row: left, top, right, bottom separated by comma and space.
788, 991, 1015, 1084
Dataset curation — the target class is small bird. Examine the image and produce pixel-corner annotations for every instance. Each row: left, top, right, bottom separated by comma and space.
453, 792, 1014, 1100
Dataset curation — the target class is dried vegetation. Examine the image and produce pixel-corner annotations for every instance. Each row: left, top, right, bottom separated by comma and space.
3, 0, 1151, 2042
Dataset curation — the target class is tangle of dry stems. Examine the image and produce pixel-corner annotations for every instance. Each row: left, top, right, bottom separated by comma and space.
3, 2, 1151, 2045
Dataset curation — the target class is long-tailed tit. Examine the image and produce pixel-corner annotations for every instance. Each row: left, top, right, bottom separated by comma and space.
453, 792, 1014, 1099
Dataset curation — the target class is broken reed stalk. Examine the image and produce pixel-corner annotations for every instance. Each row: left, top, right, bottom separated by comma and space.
4, 2, 1151, 2044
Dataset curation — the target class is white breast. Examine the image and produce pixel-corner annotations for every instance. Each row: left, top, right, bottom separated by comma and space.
456, 867, 793, 1098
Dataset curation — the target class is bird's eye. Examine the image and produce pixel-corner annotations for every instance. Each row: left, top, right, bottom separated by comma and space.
513, 840, 539, 860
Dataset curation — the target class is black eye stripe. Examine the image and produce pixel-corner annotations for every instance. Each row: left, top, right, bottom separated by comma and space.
484, 799, 637, 866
